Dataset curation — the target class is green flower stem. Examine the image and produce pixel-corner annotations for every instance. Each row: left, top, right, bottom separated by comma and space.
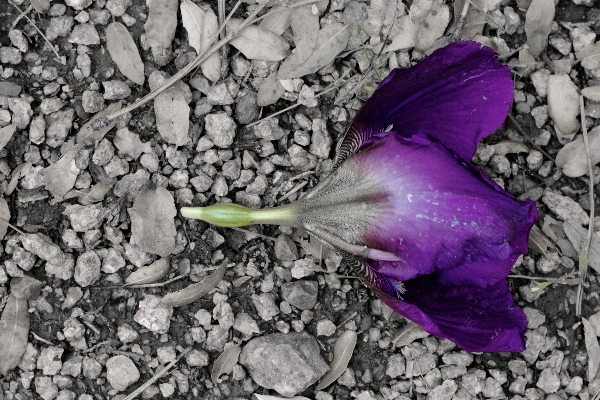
180, 204, 298, 228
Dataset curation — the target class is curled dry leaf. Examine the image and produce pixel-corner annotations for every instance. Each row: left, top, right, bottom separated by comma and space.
315, 330, 357, 390
162, 259, 227, 307
259, 5, 292, 35
125, 257, 171, 285
528, 225, 557, 257
155, 87, 190, 147
582, 86, 600, 101
583, 318, 600, 382
106, 23, 145, 85
547, 74, 580, 136
44, 144, 85, 201
229, 19, 290, 62
0, 295, 30, 376
0, 197, 9, 240
392, 322, 429, 348
278, 23, 351, 79
211, 344, 241, 384
77, 102, 122, 144
180, 0, 204, 55
145, 0, 178, 65
6, 162, 31, 196
0, 124, 16, 152
257, 71, 286, 107
524, 0, 554, 57
200, 8, 221, 82
556, 126, 600, 177
563, 219, 600, 274
180, 0, 221, 82
128, 185, 177, 257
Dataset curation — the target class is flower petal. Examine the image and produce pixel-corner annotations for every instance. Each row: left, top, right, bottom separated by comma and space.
348, 132, 537, 287
374, 273, 528, 352
334, 41, 513, 166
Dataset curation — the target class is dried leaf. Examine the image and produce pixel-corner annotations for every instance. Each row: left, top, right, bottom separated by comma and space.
556, 126, 600, 177
547, 74, 580, 136
583, 318, 600, 381
524, 0, 554, 57
6, 162, 31, 196
415, 4, 450, 52
528, 225, 557, 256
44, 144, 84, 200
180, 1, 221, 81
76, 102, 122, 144
229, 19, 290, 61
145, 0, 178, 65
114, 127, 152, 159
162, 260, 227, 307
106, 23, 145, 85
316, 330, 357, 390
211, 344, 241, 384
287, 5, 320, 65
278, 23, 350, 79
0, 124, 16, 151
563, 220, 600, 274
128, 184, 177, 257
382, 15, 417, 52
81, 182, 112, 204
582, 86, 600, 101
31, 0, 50, 12
200, 8, 221, 82
391, 322, 430, 348
181, 0, 204, 54
125, 257, 171, 285
259, 5, 292, 35
155, 87, 190, 147
0, 197, 9, 240
257, 71, 286, 106
0, 295, 30, 376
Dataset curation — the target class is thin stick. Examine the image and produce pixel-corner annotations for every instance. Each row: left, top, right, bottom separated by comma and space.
576, 94, 595, 317
507, 274, 583, 285
278, 181, 308, 203
232, 227, 276, 242
123, 348, 191, 400
451, 0, 471, 41
507, 113, 555, 162
9, 2, 62, 62
124, 274, 186, 288
11, 4, 32, 27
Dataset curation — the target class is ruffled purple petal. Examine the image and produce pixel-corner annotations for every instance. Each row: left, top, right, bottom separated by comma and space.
373, 273, 528, 352
348, 132, 537, 287
335, 41, 513, 165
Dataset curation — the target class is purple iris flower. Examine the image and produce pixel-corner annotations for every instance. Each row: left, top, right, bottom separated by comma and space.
182, 41, 538, 352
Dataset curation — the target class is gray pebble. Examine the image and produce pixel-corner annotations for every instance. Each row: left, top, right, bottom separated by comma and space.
106, 355, 140, 391
239, 332, 328, 397
68, 23, 100, 45
205, 113, 236, 148
102, 80, 131, 100
134, 295, 173, 334
81, 90, 104, 113
74, 251, 100, 287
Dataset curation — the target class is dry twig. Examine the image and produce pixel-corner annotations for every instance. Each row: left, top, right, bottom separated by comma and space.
576, 94, 595, 317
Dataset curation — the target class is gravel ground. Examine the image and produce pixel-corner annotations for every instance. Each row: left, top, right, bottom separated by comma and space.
0, 0, 599, 399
